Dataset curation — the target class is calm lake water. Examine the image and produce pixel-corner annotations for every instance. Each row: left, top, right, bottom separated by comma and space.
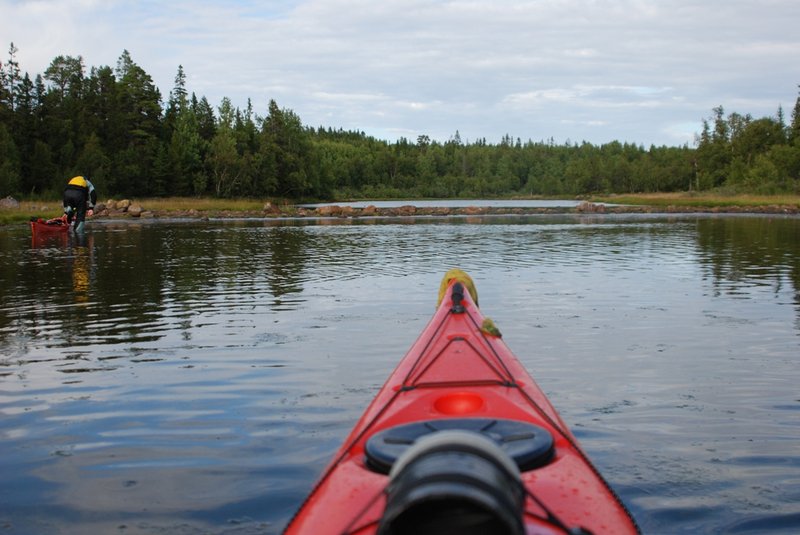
1, 213, 799, 534
299, 199, 588, 208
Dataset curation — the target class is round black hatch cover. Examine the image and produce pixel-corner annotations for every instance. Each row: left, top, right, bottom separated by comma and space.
365, 418, 554, 474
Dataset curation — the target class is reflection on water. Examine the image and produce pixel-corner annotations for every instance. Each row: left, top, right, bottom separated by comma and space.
0, 214, 799, 534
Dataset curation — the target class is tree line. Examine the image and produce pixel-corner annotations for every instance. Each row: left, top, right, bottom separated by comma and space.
1, 44, 799, 201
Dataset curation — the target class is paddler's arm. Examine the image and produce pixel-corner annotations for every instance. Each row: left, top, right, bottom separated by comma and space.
86, 179, 97, 208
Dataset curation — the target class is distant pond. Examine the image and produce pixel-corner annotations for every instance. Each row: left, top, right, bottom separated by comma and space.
0, 212, 799, 534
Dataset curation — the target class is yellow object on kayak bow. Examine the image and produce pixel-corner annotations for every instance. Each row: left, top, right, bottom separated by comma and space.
437, 269, 479, 308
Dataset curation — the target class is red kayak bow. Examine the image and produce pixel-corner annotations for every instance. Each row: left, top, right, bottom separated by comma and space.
284, 272, 639, 534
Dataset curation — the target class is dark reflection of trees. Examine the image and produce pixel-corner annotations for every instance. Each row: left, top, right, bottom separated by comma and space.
258, 225, 309, 298
1, 229, 163, 355
73, 225, 167, 345
139, 221, 314, 319
694, 217, 800, 327
4, 216, 798, 353
1, 221, 319, 351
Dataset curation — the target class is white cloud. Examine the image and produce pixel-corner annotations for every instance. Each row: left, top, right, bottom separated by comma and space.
502, 85, 676, 110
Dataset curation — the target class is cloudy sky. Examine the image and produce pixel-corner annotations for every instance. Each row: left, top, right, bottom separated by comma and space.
2, 0, 799, 147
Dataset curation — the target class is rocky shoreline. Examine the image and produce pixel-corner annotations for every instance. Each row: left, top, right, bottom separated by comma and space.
93, 199, 799, 220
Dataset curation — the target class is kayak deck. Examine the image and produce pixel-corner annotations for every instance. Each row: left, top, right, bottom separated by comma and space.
285, 274, 638, 534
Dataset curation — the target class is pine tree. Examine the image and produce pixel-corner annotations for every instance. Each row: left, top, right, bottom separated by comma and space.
43, 55, 84, 101
169, 98, 203, 196
790, 85, 800, 146
164, 65, 187, 140
1, 43, 21, 112
113, 50, 162, 192
208, 97, 242, 196
0, 123, 21, 195
259, 99, 314, 197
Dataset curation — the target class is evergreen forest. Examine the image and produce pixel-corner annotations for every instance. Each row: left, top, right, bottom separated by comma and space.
2, 45, 799, 201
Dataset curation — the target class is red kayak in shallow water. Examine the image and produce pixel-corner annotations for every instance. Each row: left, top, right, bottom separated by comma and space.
29, 216, 69, 235
284, 271, 639, 535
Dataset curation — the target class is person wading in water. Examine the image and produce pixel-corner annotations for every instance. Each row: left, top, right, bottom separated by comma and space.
62, 175, 97, 233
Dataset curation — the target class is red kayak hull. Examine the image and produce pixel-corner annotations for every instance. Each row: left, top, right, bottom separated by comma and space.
284, 276, 638, 534
30, 217, 69, 235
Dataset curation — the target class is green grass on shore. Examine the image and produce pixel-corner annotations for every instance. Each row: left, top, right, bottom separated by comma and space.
0, 200, 64, 225
136, 197, 275, 212
0, 197, 279, 225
